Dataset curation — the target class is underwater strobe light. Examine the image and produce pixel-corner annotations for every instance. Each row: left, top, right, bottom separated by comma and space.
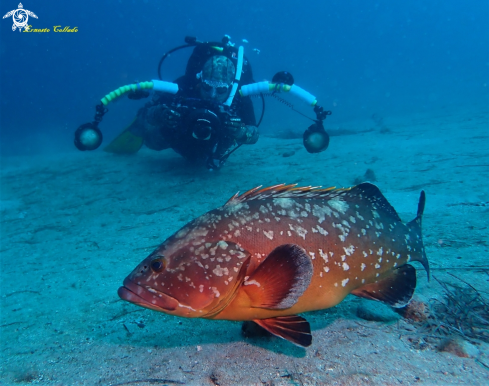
303, 121, 330, 153
74, 123, 103, 151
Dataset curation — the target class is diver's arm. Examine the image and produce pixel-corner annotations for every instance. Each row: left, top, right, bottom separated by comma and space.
146, 105, 181, 128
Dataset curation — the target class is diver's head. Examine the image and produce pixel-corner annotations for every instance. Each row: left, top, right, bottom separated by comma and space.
198, 55, 235, 103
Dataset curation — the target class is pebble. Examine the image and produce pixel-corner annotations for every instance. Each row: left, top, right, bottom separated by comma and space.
356, 299, 401, 322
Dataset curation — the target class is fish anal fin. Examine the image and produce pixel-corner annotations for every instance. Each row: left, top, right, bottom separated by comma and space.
243, 244, 313, 310
254, 315, 312, 347
351, 264, 416, 308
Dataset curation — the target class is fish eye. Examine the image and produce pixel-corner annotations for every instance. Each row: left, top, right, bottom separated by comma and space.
150, 258, 166, 273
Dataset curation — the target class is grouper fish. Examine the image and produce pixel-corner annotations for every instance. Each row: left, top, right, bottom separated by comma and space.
118, 183, 429, 347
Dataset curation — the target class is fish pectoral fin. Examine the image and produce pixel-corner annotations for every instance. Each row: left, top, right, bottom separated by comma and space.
254, 316, 312, 347
243, 244, 313, 310
351, 264, 416, 308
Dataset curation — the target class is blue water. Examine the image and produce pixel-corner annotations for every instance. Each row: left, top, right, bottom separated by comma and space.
1, 0, 487, 155
1, 1, 489, 385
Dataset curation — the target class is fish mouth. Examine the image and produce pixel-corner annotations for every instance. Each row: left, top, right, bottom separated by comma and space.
118, 277, 179, 312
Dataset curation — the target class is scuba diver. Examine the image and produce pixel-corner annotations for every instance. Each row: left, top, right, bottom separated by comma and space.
119, 53, 259, 170
74, 36, 331, 170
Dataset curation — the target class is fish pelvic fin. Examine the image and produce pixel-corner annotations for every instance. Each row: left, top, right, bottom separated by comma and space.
407, 190, 430, 280
243, 244, 313, 310
351, 264, 417, 308
254, 315, 312, 347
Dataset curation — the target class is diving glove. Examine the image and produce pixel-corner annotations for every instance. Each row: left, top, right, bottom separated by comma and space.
225, 118, 259, 144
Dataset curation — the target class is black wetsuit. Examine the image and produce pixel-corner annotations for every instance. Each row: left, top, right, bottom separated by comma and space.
137, 75, 258, 167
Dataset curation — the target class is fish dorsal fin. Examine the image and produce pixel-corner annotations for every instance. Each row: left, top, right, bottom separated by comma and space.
225, 182, 402, 223
242, 244, 313, 310
354, 182, 402, 222
254, 315, 312, 347
225, 183, 341, 205
351, 264, 416, 308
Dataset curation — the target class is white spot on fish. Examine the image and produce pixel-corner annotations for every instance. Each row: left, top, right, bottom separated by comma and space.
211, 287, 220, 298
213, 265, 229, 277
273, 198, 297, 209
289, 224, 307, 239
342, 278, 349, 287
316, 225, 329, 236
319, 249, 329, 263
324, 266, 330, 273
342, 262, 350, 271
235, 251, 247, 259
263, 230, 274, 240
312, 204, 333, 224
361, 263, 366, 271
344, 245, 355, 256
328, 198, 349, 214
244, 279, 261, 287
375, 263, 380, 269
377, 247, 383, 256
175, 227, 191, 239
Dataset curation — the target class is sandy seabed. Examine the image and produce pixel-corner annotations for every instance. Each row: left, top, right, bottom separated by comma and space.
1, 105, 488, 385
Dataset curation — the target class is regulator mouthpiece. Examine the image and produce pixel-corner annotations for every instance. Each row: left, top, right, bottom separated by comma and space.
303, 122, 329, 153
74, 123, 103, 151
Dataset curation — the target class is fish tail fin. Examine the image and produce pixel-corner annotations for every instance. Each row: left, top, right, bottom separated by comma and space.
407, 190, 430, 281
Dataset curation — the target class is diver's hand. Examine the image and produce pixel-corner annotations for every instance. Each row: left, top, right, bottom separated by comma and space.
225, 118, 259, 144
147, 105, 181, 129
225, 117, 247, 140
